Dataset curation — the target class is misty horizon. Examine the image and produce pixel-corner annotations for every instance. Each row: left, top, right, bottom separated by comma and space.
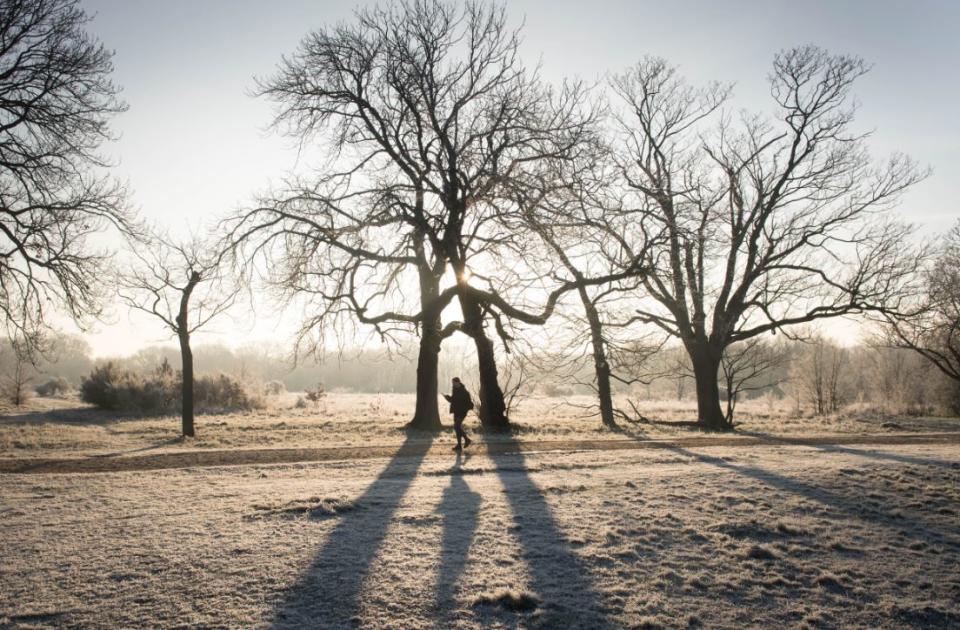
46, 0, 960, 358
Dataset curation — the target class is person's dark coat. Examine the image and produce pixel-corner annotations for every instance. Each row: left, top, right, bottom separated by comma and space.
444, 384, 473, 416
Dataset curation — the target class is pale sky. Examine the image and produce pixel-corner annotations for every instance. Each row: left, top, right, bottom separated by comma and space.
76, 0, 960, 356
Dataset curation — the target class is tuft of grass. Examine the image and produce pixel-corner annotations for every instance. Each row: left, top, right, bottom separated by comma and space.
814, 572, 846, 593
472, 589, 539, 613
775, 521, 809, 536
247, 496, 358, 520
745, 544, 778, 561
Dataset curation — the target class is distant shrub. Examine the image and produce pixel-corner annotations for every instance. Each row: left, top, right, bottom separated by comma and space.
35, 376, 72, 397
542, 383, 573, 397
81, 362, 262, 413
948, 381, 960, 416
1, 377, 32, 407
305, 382, 326, 404
80, 362, 124, 409
195, 373, 262, 411
263, 380, 286, 396
293, 396, 308, 409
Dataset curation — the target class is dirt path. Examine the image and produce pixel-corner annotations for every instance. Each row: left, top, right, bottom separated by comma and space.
2, 431, 959, 474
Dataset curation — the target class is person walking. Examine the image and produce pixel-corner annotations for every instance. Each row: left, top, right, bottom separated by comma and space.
443, 377, 474, 450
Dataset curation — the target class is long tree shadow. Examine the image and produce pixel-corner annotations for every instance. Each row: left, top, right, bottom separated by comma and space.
3, 436, 188, 474
0, 406, 109, 427
434, 451, 481, 619
488, 435, 614, 629
736, 429, 959, 469
87, 437, 185, 458
268, 432, 435, 628
665, 444, 960, 549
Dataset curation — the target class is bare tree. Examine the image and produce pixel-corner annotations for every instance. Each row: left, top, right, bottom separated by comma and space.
611, 48, 926, 430
0, 0, 133, 357
499, 352, 530, 419
255, 0, 593, 431
861, 344, 938, 414
505, 152, 657, 427
667, 346, 693, 402
1, 336, 34, 406
224, 180, 456, 431
719, 338, 789, 423
118, 237, 238, 437
792, 334, 848, 415
883, 220, 960, 384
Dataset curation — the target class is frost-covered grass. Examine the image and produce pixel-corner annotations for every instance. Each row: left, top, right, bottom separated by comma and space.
1, 393, 958, 460
1, 442, 958, 628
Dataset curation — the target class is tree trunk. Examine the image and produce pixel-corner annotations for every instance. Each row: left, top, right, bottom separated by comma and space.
179, 331, 195, 438
176, 270, 201, 438
579, 289, 615, 428
407, 222, 445, 431
409, 318, 443, 431
722, 366, 735, 423
689, 344, 729, 431
596, 354, 615, 428
474, 331, 508, 431
457, 289, 509, 431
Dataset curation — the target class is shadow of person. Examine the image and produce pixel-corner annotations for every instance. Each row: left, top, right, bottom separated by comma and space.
435, 451, 481, 620
268, 432, 434, 628
489, 435, 613, 628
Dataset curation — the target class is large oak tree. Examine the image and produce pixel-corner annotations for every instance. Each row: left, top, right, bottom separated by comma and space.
612, 48, 925, 430
253, 0, 592, 430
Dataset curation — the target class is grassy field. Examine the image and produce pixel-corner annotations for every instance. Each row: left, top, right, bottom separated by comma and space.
2, 394, 959, 628
2, 437, 958, 628
1, 393, 958, 460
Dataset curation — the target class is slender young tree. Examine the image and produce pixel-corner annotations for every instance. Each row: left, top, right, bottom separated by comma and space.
791, 334, 849, 415
118, 237, 238, 437
505, 160, 656, 428
0, 0, 133, 357
1, 336, 34, 406
611, 48, 926, 430
719, 338, 789, 423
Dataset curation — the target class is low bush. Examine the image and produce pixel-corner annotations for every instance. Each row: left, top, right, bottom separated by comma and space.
305, 382, 326, 404
542, 383, 574, 397
263, 380, 286, 396
80, 361, 262, 413
35, 376, 72, 397
1, 378, 32, 407
80, 362, 125, 409
195, 373, 262, 411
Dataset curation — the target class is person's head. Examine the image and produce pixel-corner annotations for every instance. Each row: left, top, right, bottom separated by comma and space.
452, 377, 462, 388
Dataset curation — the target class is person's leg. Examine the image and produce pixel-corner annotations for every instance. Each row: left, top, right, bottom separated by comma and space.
454, 414, 465, 448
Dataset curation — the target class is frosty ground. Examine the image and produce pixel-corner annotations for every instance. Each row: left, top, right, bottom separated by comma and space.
4, 393, 960, 459
2, 419, 959, 628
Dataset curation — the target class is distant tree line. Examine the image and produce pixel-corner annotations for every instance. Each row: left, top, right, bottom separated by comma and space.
6, 333, 957, 419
